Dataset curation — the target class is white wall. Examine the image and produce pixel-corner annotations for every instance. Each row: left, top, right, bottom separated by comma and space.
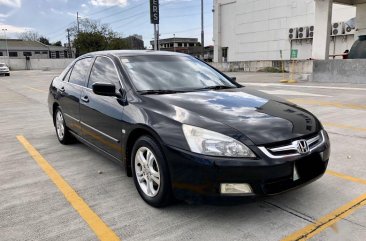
213, 0, 356, 62
5, 58, 74, 70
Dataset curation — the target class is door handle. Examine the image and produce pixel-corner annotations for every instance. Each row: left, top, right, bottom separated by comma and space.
81, 96, 89, 103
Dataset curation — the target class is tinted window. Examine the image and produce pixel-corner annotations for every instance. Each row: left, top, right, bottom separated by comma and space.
88, 57, 121, 88
120, 55, 235, 91
69, 58, 93, 86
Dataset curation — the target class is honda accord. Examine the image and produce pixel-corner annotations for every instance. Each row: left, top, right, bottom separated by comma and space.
48, 51, 330, 207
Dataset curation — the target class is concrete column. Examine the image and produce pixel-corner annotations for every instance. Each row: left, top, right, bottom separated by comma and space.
213, 0, 222, 63
355, 3, 366, 39
312, 0, 333, 60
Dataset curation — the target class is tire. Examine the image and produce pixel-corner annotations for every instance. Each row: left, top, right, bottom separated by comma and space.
131, 136, 173, 207
54, 107, 74, 144
5, 73, 10, 76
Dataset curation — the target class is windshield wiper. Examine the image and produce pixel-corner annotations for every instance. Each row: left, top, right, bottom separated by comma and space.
137, 90, 187, 95
196, 85, 236, 91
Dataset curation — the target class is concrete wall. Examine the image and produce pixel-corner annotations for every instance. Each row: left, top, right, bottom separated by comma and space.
312, 59, 366, 83
210, 60, 313, 74
5, 58, 74, 70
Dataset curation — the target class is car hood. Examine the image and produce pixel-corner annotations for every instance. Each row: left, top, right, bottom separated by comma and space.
143, 88, 321, 145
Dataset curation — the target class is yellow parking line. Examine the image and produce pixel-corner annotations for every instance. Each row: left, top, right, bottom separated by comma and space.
16, 135, 120, 241
326, 170, 366, 185
25, 86, 48, 93
288, 98, 366, 111
281, 192, 366, 241
323, 122, 366, 132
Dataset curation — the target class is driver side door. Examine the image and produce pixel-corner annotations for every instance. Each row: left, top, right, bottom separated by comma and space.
79, 56, 125, 160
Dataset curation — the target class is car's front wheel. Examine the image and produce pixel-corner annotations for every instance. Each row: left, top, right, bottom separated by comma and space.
54, 107, 74, 144
131, 136, 173, 207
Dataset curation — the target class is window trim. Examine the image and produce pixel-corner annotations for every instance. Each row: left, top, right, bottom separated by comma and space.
87, 55, 124, 90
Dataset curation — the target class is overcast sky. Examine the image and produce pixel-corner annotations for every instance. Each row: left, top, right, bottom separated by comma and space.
0, 0, 213, 47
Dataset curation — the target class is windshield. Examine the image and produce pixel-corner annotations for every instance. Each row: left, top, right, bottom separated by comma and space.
120, 55, 236, 92
0, 64, 5, 67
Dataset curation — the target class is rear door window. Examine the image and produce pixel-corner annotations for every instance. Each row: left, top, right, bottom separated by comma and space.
69, 58, 93, 86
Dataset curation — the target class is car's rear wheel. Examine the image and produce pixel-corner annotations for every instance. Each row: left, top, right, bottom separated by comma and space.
55, 107, 74, 144
131, 136, 173, 207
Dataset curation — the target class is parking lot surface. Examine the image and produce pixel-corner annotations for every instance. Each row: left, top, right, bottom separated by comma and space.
1, 70, 366, 241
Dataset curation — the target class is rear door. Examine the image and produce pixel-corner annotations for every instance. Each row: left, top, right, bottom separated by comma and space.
58, 57, 93, 135
79, 56, 124, 160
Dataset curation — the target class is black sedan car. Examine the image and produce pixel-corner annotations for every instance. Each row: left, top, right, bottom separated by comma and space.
48, 51, 330, 207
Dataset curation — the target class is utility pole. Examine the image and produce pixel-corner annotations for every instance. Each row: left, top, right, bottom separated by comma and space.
2, 28, 9, 60
77, 12, 80, 33
201, 0, 205, 60
67, 29, 72, 58
173, 34, 176, 52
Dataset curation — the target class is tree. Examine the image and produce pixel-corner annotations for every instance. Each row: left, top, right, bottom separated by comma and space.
52, 41, 62, 46
69, 18, 129, 56
39, 36, 50, 45
18, 31, 40, 41
108, 38, 130, 50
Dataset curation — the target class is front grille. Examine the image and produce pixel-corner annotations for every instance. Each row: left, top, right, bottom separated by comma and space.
258, 131, 325, 159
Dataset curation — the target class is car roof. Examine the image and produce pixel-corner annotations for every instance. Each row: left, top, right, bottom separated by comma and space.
85, 50, 187, 58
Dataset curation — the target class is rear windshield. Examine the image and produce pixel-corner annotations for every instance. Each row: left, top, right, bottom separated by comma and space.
120, 55, 235, 91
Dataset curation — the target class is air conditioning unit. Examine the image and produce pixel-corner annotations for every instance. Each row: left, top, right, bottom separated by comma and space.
289, 28, 298, 39
309, 26, 314, 38
345, 24, 355, 35
332, 22, 344, 35
298, 27, 309, 39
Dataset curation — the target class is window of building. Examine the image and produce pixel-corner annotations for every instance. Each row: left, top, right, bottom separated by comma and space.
88, 57, 121, 89
9, 52, 18, 57
0, 52, 3, 56
35, 51, 41, 54
23, 52, 32, 57
178, 43, 182, 47
42, 51, 48, 54
189, 43, 194, 47
68, 58, 93, 86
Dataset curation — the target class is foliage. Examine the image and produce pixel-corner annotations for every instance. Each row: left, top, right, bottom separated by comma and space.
52, 41, 62, 47
39, 36, 50, 45
70, 18, 131, 56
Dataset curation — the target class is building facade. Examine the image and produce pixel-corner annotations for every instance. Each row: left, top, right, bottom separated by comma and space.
124, 35, 145, 50
0, 39, 74, 60
150, 37, 202, 58
213, 0, 360, 62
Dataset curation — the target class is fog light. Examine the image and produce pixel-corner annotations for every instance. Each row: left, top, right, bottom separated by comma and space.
220, 183, 252, 194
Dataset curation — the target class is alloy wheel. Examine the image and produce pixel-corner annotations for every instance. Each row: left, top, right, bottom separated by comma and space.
56, 111, 65, 140
134, 147, 161, 197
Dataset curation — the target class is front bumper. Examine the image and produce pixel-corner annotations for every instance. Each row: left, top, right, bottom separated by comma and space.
0, 70, 10, 74
164, 137, 330, 202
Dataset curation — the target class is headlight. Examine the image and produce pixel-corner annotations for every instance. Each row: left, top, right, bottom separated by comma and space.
182, 124, 256, 158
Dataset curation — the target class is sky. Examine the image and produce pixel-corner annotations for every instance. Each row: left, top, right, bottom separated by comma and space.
0, 0, 213, 48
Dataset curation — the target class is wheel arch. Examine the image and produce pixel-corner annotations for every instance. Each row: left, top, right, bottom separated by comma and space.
124, 125, 166, 177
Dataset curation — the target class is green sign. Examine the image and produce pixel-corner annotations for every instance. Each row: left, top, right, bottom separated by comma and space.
291, 49, 298, 59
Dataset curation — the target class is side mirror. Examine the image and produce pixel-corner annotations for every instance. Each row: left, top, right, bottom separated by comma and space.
92, 82, 116, 96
